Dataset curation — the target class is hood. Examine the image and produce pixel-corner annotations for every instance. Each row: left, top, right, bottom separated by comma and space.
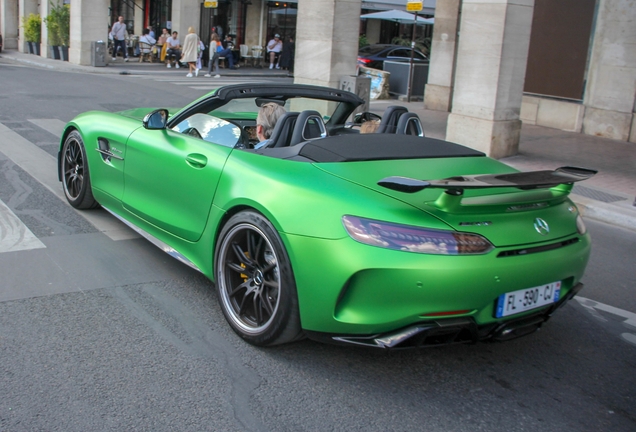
315, 158, 581, 247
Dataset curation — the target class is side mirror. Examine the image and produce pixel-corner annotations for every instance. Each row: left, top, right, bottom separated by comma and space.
143, 109, 169, 130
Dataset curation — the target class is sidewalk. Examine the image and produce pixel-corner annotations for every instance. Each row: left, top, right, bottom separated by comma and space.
0, 49, 290, 77
2, 49, 635, 232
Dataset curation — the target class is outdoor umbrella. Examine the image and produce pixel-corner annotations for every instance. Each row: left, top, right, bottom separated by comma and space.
360, 9, 434, 25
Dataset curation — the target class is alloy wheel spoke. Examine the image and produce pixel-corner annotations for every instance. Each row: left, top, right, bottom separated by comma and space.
226, 261, 248, 275
230, 280, 251, 298
253, 294, 264, 325
231, 242, 256, 268
262, 262, 277, 274
248, 231, 264, 263
263, 279, 278, 288
261, 292, 274, 316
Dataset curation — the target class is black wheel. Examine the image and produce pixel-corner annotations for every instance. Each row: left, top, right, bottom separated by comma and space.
61, 130, 98, 209
215, 211, 303, 346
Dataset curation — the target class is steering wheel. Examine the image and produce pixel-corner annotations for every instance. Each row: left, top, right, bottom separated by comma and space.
353, 111, 382, 125
226, 120, 254, 149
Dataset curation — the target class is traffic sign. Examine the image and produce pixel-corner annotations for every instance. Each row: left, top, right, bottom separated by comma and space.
406, 0, 423, 12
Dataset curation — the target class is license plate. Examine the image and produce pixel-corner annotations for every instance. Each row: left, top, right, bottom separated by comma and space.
495, 281, 561, 318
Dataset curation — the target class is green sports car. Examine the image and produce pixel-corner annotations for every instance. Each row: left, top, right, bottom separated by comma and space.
57, 83, 596, 348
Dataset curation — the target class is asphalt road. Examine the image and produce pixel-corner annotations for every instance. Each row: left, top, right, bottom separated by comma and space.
0, 59, 634, 432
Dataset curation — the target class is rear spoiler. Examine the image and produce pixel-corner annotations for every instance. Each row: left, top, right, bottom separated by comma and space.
378, 166, 597, 194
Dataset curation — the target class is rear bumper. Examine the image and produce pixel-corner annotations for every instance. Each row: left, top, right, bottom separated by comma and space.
305, 282, 583, 349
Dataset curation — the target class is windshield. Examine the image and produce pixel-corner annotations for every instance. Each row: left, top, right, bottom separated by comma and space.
209, 96, 341, 123
171, 113, 242, 148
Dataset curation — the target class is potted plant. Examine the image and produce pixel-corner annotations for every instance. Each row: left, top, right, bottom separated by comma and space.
44, 3, 61, 59
56, 3, 70, 61
22, 13, 42, 55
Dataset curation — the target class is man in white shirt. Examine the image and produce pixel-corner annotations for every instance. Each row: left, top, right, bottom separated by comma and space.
139, 28, 156, 46
266, 34, 283, 69
165, 31, 182, 68
110, 16, 129, 62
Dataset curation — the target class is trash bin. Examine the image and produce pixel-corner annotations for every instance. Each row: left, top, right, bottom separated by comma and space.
383, 60, 429, 98
91, 41, 107, 67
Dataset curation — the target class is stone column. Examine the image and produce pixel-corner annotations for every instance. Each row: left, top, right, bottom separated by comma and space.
446, 0, 534, 159
424, 0, 461, 112
170, 0, 201, 38
134, 0, 144, 36
18, 0, 39, 53
244, 0, 265, 47
294, 0, 361, 89
582, 0, 636, 143
69, 0, 109, 65
40, 0, 52, 58
1, 0, 19, 50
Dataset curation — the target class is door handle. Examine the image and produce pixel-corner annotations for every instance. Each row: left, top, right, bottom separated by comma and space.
186, 153, 208, 168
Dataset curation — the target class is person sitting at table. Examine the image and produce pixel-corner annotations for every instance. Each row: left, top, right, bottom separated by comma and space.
156, 28, 169, 62
216, 35, 237, 70
165, 31, 182, 68
223, 35, 239, 66
138, 28, 156, 60
266, 34, 283, 69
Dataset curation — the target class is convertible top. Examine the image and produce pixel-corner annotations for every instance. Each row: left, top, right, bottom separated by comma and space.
297, 134, 485, 162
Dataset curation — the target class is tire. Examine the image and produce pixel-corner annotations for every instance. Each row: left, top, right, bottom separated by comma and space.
215, 211, 303, 346
61, 130, 99, 209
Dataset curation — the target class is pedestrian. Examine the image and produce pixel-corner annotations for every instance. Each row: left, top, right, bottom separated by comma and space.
279, 35, 295, 74
147, 25, 155, 39
181, 27, 200, 77
0, 31, 3, 53
196, 39, 205, 71
204, 33, 222, 78
266, 34, 283, 69
110, 16, 129, 62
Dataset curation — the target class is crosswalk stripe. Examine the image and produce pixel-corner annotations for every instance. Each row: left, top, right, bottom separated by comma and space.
0, 199, 46, 253
0, 122, 137, 242
28, 118, 66, 138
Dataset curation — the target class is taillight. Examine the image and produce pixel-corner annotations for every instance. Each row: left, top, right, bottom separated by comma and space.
342, 216, 493, 255
357, 57, 371, 64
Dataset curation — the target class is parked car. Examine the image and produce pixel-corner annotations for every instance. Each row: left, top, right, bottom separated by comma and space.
357, 44, 428, 69
58, 83, 596, 349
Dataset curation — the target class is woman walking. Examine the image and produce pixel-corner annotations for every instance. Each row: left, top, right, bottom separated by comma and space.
181, 27, 200, 77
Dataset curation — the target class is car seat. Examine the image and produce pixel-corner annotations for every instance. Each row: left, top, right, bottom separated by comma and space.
396, 112, 425, 136
376, 105, 408, 134
289, 110, 327, 146
268, 112, 300, 148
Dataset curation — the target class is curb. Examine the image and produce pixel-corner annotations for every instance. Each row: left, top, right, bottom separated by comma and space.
1, 52, 290, 77
570, 195, 636, 233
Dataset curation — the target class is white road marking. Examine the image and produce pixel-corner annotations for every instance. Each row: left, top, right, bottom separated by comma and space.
0, 199, 46, 253
575, 296, 636, 347
28, 118, 66, 138
0, 122, 137, 241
